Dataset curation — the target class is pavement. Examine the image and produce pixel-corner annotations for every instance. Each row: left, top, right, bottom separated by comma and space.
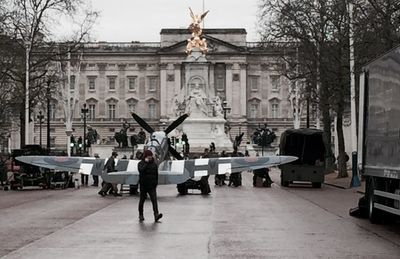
323, 171, 365, 194
1, 170, 385, 259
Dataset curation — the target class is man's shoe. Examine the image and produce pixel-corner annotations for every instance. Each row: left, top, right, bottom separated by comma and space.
114, 193, 122, 196
154, 213, 163, 222
98, 191, 106, 197
139, 215, 145, 222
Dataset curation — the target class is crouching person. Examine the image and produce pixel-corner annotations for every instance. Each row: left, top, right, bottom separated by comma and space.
253, 167, 273, 187
98, 151, 121, 196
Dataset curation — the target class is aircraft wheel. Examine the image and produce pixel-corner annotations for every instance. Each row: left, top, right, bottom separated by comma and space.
177, 184, 188, 195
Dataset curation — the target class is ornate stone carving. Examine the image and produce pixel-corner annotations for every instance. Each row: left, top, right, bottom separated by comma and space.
186, 8, 209, 55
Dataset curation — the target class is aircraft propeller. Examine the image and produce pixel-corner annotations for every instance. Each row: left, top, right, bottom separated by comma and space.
131, 112, 189, 160
165, 113, 189, 134
131, 112, 155, 133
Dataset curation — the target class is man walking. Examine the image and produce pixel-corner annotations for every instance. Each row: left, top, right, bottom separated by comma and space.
138, 150, 163, 222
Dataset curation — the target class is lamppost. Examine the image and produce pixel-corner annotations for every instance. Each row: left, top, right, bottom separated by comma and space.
37, 111, 44, 147
81, 103, 89, 154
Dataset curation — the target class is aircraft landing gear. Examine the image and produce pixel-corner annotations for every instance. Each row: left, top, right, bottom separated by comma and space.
177, 176, 211, 195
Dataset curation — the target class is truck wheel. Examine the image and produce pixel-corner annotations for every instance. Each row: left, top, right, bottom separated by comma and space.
367, 179, 381, 224
312, 182, 321, 188
177, 184, 188, 195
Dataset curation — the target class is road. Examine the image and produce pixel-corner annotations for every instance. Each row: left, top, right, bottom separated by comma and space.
0, 169, 399, 259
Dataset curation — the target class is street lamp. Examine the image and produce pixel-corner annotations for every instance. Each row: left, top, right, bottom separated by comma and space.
37, 111, 44, 147
222, 101, 231, 120
81, 103, 89, 154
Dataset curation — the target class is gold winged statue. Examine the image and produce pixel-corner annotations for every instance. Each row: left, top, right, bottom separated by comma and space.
186, 7, 209, 55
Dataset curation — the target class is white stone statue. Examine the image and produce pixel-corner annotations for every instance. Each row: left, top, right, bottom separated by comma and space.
212, 95, 224, 118
186, 86, 208, 117
171, 92, 186, 117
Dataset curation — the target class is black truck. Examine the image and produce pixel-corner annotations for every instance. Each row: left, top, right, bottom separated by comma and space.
279, 128, 326, 188
356, 46, 400, 222
10, 145, 49, 189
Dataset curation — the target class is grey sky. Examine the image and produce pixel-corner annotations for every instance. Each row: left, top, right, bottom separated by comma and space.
90, 0, 260, 42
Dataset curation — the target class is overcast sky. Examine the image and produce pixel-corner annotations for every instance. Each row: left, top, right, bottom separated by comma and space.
89, 0, 261, 42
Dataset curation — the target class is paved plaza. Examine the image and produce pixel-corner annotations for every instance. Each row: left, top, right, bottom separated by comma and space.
1, 170, 399, 259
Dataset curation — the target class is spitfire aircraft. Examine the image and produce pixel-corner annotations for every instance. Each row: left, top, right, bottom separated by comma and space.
17, 113, 297, 191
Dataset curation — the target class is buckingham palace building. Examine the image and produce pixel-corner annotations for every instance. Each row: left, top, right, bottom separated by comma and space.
27, 28, 311, 153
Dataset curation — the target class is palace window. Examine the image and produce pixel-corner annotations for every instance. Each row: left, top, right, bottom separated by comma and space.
70, 75, 75, 90
148, 76, 158, 92
215, 63, 226, 91
88, 104, 96, 120
148, 103, 156, 119
127, 76, 137, 91
128, 103, 136, 113
88, 76, 96, 90
270, 99, 280, 118
271, 75, 281, 92
249, 76, 260, 92
108, 104, 116, 119
127, 98, 138, 116
249, 103, 259, 118
108, 76, 116, 91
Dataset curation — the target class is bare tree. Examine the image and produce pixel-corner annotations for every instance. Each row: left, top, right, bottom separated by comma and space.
1, 0, 97, 147
53, 47, 83, 156
259, 0, 400, 177
259, 0, 343, 173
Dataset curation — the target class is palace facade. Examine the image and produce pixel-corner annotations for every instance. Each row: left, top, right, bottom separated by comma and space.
27, 28, 307, 152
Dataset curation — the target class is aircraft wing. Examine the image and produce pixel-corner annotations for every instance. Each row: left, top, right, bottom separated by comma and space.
16, 156, 105, 175
16, 155, 297, 185
158, 155, 298, 180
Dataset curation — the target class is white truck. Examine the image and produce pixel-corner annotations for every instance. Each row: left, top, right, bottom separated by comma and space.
356, 46, 400, 222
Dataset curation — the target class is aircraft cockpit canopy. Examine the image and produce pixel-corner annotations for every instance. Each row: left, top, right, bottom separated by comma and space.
145, 131, 168, 161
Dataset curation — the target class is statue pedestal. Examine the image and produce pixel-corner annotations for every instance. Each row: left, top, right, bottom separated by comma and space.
179, 117, 232, 153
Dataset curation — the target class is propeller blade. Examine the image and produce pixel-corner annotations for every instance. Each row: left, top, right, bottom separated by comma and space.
169, 145, 184, 160
165, 113, 189, 134
131, 113, 154, 133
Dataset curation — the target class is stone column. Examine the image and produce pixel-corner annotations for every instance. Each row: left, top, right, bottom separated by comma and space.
97, 63, 107, 117
239, 63, 247, 117
138, 64, 147, 113
118, 63, 127, 117
209, 63, 215, 97
159, 63, 168, 119
174, 63, 182, 95
225, 63, 233, 117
